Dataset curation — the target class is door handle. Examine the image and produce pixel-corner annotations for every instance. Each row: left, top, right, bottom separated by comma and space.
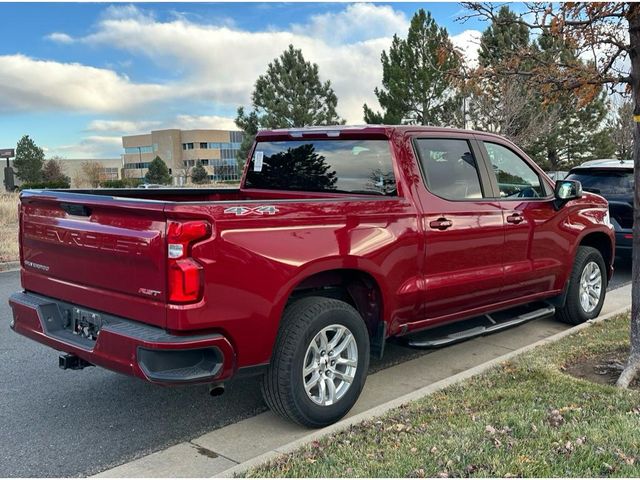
429, 218, 452, 230
506, 213, 524, 224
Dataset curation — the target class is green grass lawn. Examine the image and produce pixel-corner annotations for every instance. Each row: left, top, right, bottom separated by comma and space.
248, 314, 640, 477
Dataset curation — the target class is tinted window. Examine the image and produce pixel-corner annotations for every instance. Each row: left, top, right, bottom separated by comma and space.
566, 170, 633, 196
414, 138, 484, 200
244, 140, 397, 195
484, 142, 546, 198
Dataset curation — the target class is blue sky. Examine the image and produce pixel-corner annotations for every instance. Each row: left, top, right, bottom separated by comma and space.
0, 2, 489, 158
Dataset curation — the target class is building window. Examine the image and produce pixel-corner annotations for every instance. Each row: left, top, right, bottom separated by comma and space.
221, 148, 238, 160
102, 167, 119, 180
200, 159, 209, 166
124, 146, 153, 154
182, 159, 196, 167
124, 162, 151, 169
200, 142, 208, 149
230, 131, 244, 144
182, 143, 194, 150
208, 158, 240, 182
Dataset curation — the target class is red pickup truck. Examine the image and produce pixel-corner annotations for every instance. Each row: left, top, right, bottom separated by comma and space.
9, 126, 614, 427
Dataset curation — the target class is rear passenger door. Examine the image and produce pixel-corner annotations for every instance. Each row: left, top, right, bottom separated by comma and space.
412, 136, 505, 321
478, 140, 565, 299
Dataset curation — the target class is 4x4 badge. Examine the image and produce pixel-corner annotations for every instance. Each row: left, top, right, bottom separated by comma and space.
224, 205, 279, 216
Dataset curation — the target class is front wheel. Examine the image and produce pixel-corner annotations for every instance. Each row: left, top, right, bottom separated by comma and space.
262, 296, 370, 427
556, 246, 607, 325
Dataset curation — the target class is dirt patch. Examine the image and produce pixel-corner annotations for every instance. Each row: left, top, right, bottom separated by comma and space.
564, 347, 640, 390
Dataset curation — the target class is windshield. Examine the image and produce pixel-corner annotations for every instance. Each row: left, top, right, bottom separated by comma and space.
244, 139, 397, 195
566, 169, 633, 196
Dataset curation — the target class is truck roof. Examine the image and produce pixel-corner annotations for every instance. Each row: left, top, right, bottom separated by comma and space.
256, 124, 509, 141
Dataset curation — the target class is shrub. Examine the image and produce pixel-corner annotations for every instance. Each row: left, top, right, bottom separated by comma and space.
100, 178, 143, 188
19, 180, 70, 190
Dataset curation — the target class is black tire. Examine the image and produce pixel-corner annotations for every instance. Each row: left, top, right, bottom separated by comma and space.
556, 246, 607, 325
261, 296, 370, 428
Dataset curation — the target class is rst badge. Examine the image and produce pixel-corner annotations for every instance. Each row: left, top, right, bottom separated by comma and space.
224, 205, 279, 216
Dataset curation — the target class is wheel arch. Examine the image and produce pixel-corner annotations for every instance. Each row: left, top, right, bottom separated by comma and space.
281, 267, 387, 358
577, 230, 614, 281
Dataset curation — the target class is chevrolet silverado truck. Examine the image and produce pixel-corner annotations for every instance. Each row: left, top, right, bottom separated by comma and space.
9, 126, 615, 427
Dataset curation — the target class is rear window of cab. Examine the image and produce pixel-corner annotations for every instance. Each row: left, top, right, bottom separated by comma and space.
244, 139, 397, 196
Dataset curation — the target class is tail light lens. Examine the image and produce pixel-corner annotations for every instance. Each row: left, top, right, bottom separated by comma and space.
167, 220, 211, 303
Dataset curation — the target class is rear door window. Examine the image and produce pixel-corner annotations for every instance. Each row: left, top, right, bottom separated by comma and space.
244, 139, 397, 195
414, 138, 485, 200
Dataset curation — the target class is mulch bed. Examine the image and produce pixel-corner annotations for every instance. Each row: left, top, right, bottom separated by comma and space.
564, 347, 640, 390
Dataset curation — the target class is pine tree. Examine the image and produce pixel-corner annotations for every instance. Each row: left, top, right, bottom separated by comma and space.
525, 34, 611, 169
14, 135, 44, 183
477, 6, 530, 67
191, 161, 209, 184
144, 156, 172, 185
235, 45, 345, 167
363, 9, 461, 126
42, 157, 70, 185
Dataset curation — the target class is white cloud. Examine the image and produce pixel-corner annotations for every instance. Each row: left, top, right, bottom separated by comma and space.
55, 4, 404, 122
451, 30, 483, 68
0, 54, 175, 114
46, 32, 74, 44
291, 4, 408, 45
31, 4, 481, 125
86, 119, 162, 133
46, 135, 123, 158
171, 114, 237, 131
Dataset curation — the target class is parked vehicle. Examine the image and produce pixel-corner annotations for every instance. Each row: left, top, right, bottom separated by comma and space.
137, 183, 163, 189
566, 159, 633, 258
9, 126, 614, 427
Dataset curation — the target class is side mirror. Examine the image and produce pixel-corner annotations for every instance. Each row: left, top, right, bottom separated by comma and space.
554, 179, 582, 209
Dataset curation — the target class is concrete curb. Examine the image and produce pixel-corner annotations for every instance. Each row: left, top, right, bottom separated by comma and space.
218, 304, 632, 478
0, 261, 19, 273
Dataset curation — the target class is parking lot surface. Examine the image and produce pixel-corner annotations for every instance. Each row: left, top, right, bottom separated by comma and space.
0, 260, 632, 476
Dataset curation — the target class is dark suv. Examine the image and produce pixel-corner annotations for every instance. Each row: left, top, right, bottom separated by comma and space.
566, 159, 633, 257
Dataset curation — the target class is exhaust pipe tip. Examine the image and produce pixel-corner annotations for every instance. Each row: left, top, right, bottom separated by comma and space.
209, 383, 225, 397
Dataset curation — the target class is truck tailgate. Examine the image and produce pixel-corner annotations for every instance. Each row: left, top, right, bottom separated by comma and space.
19, 191, 168, 328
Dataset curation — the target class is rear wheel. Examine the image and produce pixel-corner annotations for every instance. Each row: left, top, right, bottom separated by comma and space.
556, 246, 607, 325
262, 296, 370, 427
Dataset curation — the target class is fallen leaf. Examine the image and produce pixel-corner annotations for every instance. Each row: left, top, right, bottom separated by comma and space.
547, 409, 565, 428
410, 468, 425, 478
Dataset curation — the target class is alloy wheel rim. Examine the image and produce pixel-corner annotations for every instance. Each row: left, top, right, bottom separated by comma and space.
579, 261, 602, 313
302, 324, 358, 406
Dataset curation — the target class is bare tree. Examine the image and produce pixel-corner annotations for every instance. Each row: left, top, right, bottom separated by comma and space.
80, 161, 105, 188
460, 2, 638, 388
466, 80, 561, 149
608, 98, 634, 159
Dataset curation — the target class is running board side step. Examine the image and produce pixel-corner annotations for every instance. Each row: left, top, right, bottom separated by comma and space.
402, 304, 556, 349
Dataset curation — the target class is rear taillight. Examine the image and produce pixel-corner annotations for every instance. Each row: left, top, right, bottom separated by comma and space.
167, 220, 211, 303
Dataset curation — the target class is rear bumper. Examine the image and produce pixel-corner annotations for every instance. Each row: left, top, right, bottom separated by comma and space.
8, 291, 236, 385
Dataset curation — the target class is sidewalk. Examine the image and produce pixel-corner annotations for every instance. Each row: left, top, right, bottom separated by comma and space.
95, 283, 632, 478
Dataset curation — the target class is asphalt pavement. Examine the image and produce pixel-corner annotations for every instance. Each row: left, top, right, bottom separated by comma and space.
0, 260, 632, 477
